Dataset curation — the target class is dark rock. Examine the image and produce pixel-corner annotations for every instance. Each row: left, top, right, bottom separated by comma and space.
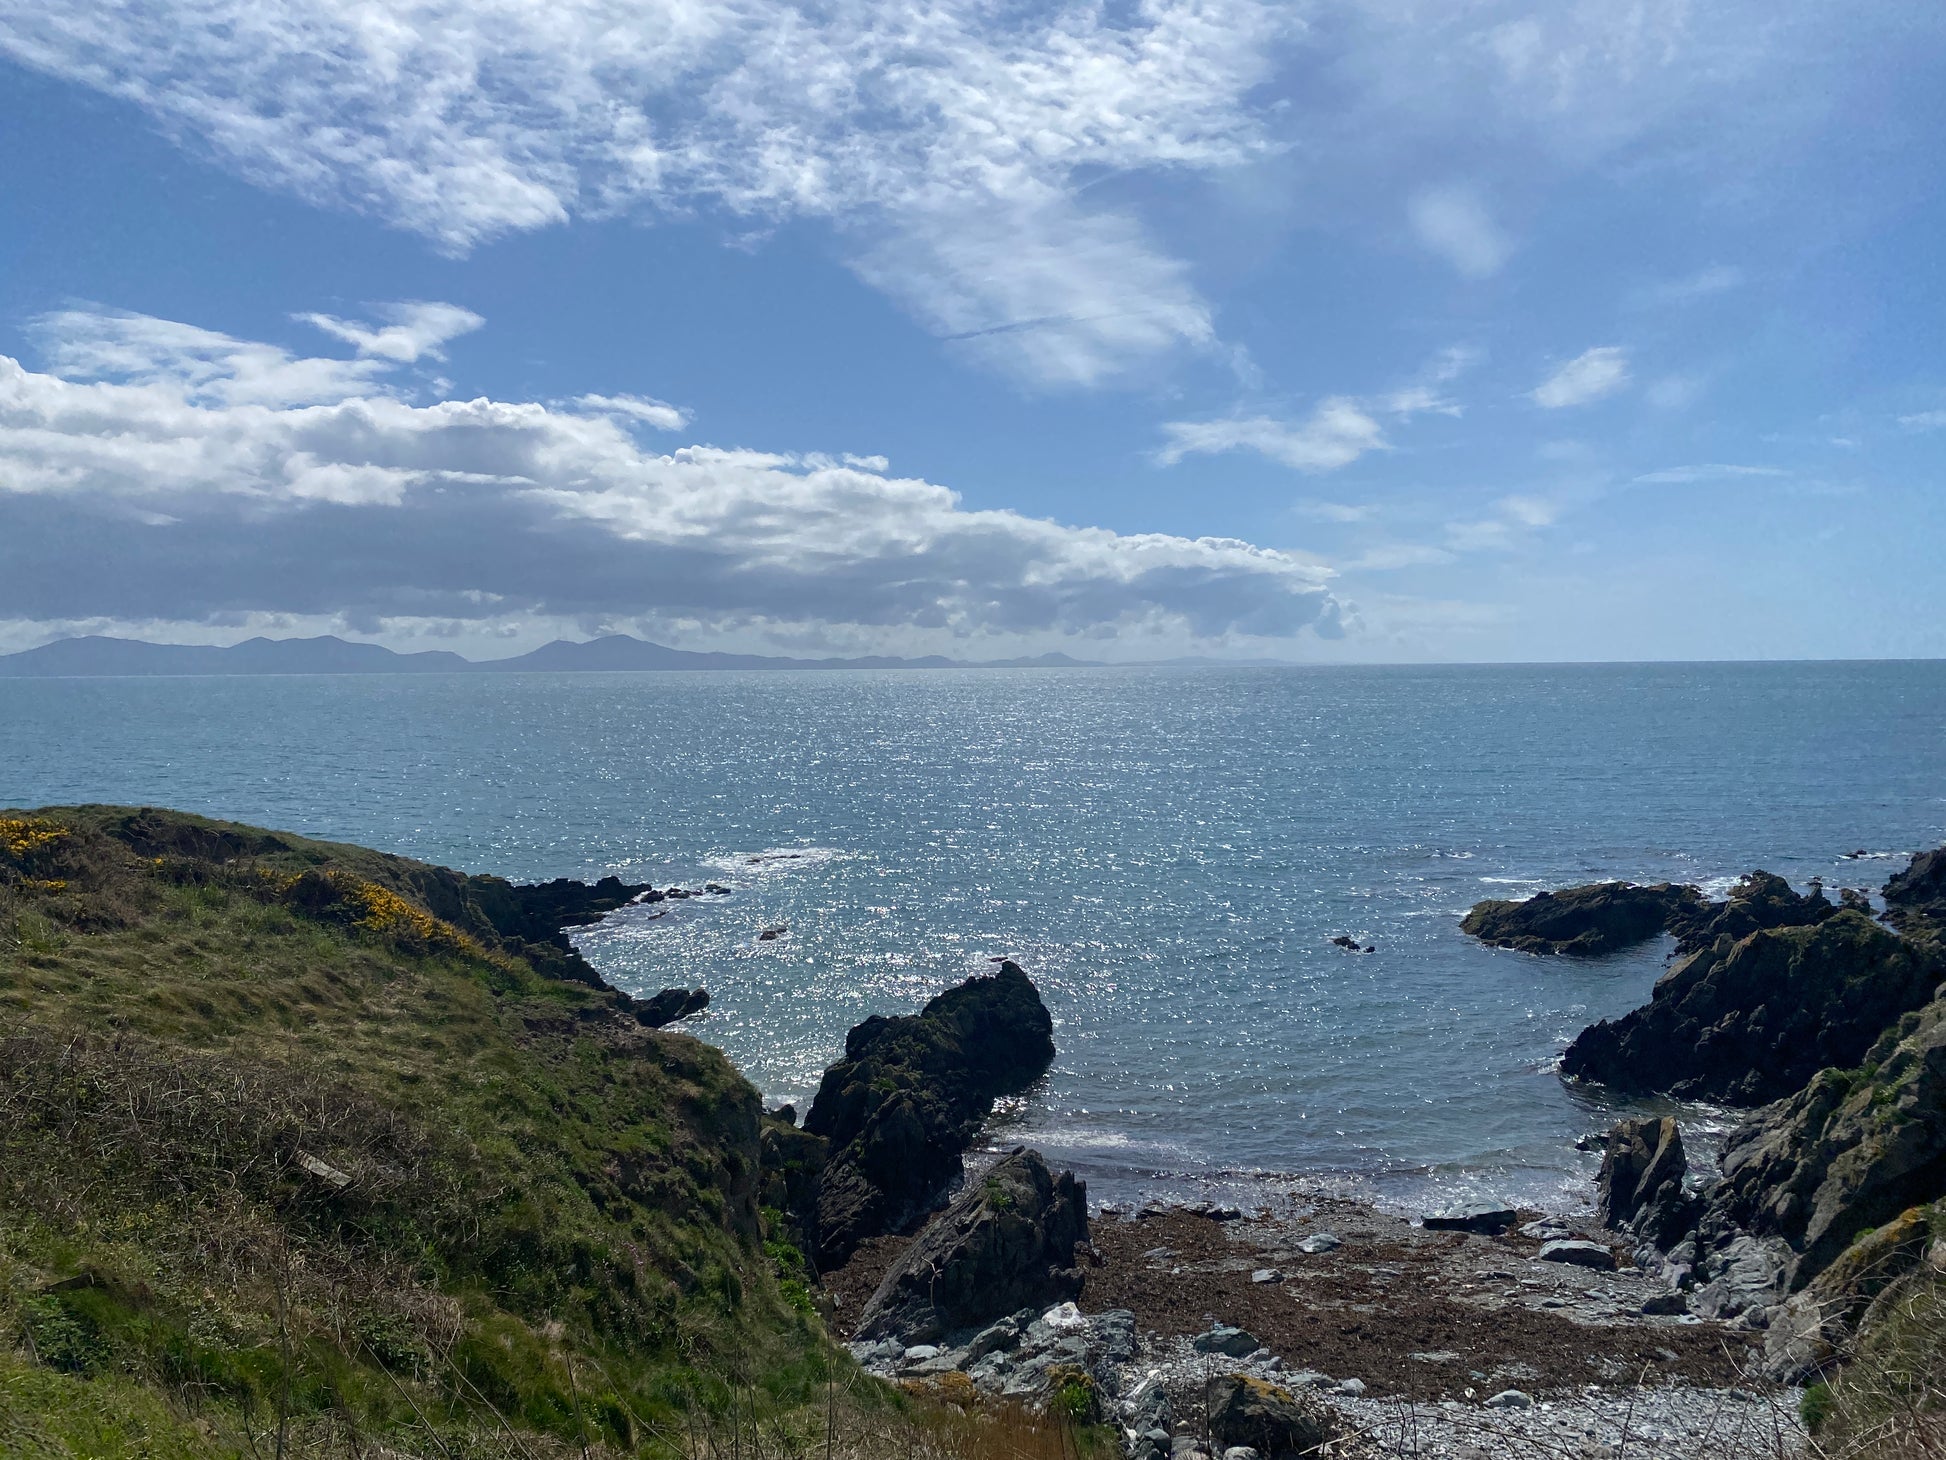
1461, 881, 1706, 956
852, 1148, 1087, 1343
758, 926, 788, 941
1205, 1374, 1333, 1460
1194, 1324, 1260, 1357
805, 962, 1056, 1267
1538, 1239, 1618, 1270
636, 987, 710, 1027
1666, 870, 1838, 956
1639, 1290, 1689, 1316
1423, 1202, 1517, 1235
1595, 1117, 1697, 1247
1562, 909, 1941, 1104
1883, 847, 1946, 940
758, 1112, 827, 1254
1691, 991, 1946, 1296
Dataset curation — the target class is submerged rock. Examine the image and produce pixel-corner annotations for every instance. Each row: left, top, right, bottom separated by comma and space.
1461, 881, 1705, 956
853, 1147, 1088, 1344
1562, 908, 1940, 1105
804, 960, 1056, 1266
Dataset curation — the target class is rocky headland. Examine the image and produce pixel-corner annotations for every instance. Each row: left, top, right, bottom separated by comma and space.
1463, 845, 1946, 1427
10, 802, 1943, 1460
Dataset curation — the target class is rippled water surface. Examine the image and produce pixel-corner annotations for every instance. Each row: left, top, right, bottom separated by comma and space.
5, 662, 1943, 1210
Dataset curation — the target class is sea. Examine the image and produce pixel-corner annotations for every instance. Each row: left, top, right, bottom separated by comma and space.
4, 661, 1943, 1216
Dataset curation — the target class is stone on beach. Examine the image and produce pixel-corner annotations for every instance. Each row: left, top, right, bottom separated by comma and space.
1194, 1323, 1262, 1358
1538, 1238, 1619, 1271
1205, 1374, 1333, 1460
1423, 1202, 1517, 1235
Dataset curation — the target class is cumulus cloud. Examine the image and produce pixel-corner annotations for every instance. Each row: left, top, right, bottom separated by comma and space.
296, 302, 485, 362
0, 307, 1343, 649
1531, 347, 1631, 408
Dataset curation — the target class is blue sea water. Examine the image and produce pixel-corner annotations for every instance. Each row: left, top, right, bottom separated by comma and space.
4, 661, 1944, 1213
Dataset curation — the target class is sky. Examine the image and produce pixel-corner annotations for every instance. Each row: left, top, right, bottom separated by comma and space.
0, 0, 1942, 663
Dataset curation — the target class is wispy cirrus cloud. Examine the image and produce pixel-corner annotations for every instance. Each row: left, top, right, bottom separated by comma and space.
1633, 463, 1786, 484
0, 306, 1345, 650
1531, 347, 1630, 409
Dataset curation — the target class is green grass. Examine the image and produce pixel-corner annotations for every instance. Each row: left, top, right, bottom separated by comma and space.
0, 804, 836, 1457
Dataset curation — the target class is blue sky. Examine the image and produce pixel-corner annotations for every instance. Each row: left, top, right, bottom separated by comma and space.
0, 0, 1942, 662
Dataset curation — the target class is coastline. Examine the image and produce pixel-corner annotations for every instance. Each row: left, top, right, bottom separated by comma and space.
831, 1190, 1807, 1457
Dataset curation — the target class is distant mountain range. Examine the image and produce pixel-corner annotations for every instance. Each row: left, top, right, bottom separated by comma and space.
0, 634, 1106, 677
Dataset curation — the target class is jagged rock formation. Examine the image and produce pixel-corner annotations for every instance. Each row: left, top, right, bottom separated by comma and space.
800, 961, 1057, 1266
1884, 848, 1946, 938
1695, 991, 1946, 1293
1461, 881, 1706, 956
854, 1147, 1088, 1344
1562, 909, 1939, 1104
1595, 1117, 1696, 1248
1761, 1204, 1941, 1381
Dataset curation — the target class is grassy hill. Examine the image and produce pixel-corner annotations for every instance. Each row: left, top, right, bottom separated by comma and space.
0, 804, 830, 1458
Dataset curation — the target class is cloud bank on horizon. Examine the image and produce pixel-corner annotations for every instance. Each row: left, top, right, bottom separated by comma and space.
0, 0, 1941, 659
0, 307, 1343, 655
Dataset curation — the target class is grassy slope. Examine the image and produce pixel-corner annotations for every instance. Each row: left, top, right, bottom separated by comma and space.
0, 804, 830, 1458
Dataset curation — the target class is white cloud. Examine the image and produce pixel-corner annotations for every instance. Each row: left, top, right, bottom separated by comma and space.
1159, 399, 1386, 473
1531, 347, 1631, 408
0, 307, 1344, 648
0, 0, 1292, 388
1408, 184, 1513, 279
573, 394, 691, 431
296, 302, 485, 362
1899, 410, 1946, 432
1633, 463, 1786, 484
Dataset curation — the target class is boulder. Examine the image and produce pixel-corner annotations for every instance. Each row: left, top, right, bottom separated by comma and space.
853, 1148, 1087, 1344
1595, 1117, 1697, 1247
1562, 909, 1941, 1105
1461, 881, 1706, 956
1538, 1239, 1618, 1270
1205, 1375, 1333, 1460
636, 987, 710, 1027
804, 961, 1057, 1266
1194, 1324, 1261, 1358
1422, 1202, 1517, 1235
